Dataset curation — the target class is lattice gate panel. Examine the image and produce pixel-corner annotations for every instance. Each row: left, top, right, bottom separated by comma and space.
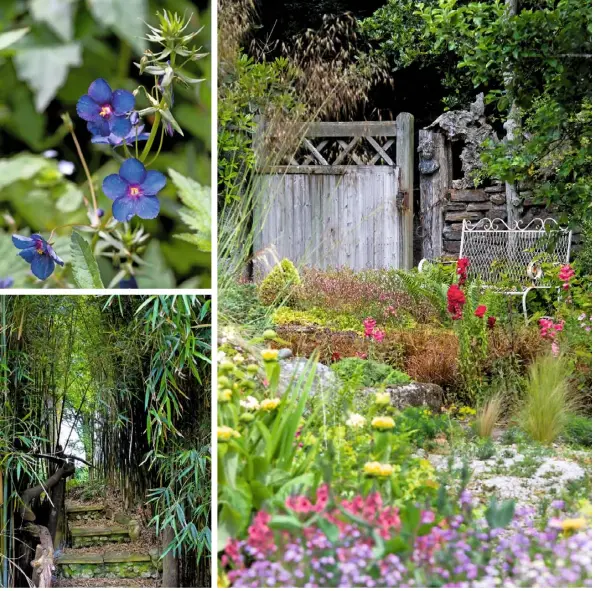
254, 117, 414, 271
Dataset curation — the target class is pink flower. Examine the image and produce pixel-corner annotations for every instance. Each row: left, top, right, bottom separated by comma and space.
355, 352, 367, 359
551, 341, 560, 357
487, 316, 496, 329
558, 264, 575, 283
372, 328, 385, 343
363, 317, 376, 337
456, 258, 470, 285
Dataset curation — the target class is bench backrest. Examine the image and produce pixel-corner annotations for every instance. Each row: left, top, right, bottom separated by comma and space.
460, 217, 572, 287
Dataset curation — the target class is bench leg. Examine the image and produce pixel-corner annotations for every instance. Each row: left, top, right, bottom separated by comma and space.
522, 287, 533, 325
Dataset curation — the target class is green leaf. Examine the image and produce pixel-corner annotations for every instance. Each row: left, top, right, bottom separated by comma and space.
70, 231, 104, 289
268, 514, 304, 532
136, 241, 176, 289
29, 0, 75, 41
56, 183, 84, 212
87, 0, 148, 53
0, 28, 29, 51
13, 43, 82, 112
168, 168, 211, 252
0, 154, 49, 190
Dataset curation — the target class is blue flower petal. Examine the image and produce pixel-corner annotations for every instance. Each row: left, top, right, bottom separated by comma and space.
12, 234, 35, 249
135, 196, 160, 219
140, 170, 167, 195
103, 174, 129, 201
0, 277, 13, 289
47, 245, 64, 267
112, 196, 136, 222
109, 116, 132, 138
88, 78, 112, 104
31, 253, 55, 280
112, 89, 135, 115
119, 158, 146, 184
77, 95, 100, 122
90, 135, 112, 145
119, 276, 138, 289
18, 247, 37, 263
88, 119, 110, 137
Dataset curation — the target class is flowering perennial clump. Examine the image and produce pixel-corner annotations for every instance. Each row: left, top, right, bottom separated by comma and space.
221, 489, 592, 588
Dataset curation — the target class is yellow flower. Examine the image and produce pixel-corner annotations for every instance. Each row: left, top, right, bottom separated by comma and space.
217, 426, 241, 442
363, 461, 395, 477
375, 392, 391, 406
218, 389, 232, 403
561, 517, 588, 532
371, 416, 396, 431
217, 571, 230, 588
261, 349, 279, 362
260, 397, 281, 411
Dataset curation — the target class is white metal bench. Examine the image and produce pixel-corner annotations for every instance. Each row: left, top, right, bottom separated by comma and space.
420, 217, 572, 323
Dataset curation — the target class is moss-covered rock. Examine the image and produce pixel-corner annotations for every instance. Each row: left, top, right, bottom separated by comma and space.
56, 550, 162, 580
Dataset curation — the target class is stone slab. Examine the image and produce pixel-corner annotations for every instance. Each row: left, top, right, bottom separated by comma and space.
66, 504, 105, 514
71, 525, 129, 536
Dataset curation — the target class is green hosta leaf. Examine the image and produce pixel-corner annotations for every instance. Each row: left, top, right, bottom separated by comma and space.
168, 168, 211, 252
87, 0, 148, 53
0, 154, 50, 190
56, 183, 84, 212
70, 231, 104, 288
0, 28, 29, 51
14, 44, 82, 112
29, 0, 75, 41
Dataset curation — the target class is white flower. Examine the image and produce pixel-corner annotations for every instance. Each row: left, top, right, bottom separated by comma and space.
240, 396, 260, 410
346, 413, 366, 429
217, 350, 227, 363
233, 354, 245, 363
58, 160, 75, 176
42, 149, 58, 158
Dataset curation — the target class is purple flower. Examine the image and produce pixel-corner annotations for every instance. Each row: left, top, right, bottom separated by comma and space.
12, 234, 64, 280
0, 277, 13, 288
76, 78, 135, 138
102, 158, 165, 222
91, 124, 150, 147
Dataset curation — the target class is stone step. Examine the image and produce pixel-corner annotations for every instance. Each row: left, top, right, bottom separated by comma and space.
56, 577, 159, 588
69, 524, 131, 548
65, 503, 105, 522
55, 550, 161, 580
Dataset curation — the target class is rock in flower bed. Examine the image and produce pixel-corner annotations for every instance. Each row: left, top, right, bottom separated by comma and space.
220, 486, 591, 588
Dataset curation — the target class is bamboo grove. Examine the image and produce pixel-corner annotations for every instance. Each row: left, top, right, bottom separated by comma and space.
0, 295, 212, 588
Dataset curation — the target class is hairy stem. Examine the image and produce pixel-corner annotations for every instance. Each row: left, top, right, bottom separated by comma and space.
69, 128, 98, 213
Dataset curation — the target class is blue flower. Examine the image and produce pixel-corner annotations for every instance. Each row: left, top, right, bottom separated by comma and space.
0, 277, 13, 288
76, 78, 135, 138
91, 124, 150, 147
12, 234, 64, 280
119, 276, 138, 289
102, 158, 166, 222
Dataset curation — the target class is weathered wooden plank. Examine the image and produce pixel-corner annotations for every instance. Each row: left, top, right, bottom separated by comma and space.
396, 113, 414, 268
303, 138, 329, 166
419, 129, 449, 260
304, 121, 398, 137
260, 165, 396, 174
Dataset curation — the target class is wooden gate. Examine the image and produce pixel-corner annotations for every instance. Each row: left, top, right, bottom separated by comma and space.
254, 114, 414, 272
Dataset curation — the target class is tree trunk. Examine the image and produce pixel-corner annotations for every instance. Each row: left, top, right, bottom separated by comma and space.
28, 525, 54, 588
161, 526, 179, 588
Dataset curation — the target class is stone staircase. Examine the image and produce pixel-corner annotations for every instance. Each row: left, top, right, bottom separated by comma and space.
55, 502, 162, 587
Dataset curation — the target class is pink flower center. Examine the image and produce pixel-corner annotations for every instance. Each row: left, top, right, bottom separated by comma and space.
34, 239, 44, 255
128, 185, 142, 198
99, 104, 112, 118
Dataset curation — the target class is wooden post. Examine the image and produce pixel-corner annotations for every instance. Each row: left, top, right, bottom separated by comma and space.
395, 113, 415, 269
419, 130, 450, 260
161, 526, 179, 588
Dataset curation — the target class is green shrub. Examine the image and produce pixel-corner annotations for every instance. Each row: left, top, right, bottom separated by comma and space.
331, 357, 410, 388
394, 406, 452, 449
476, 438, 496, 460
562, 414, 592, 447
519, 355, 576, 444
272, 306, 362, 331
258, 259, 301, 306
220, 282, 272, 334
